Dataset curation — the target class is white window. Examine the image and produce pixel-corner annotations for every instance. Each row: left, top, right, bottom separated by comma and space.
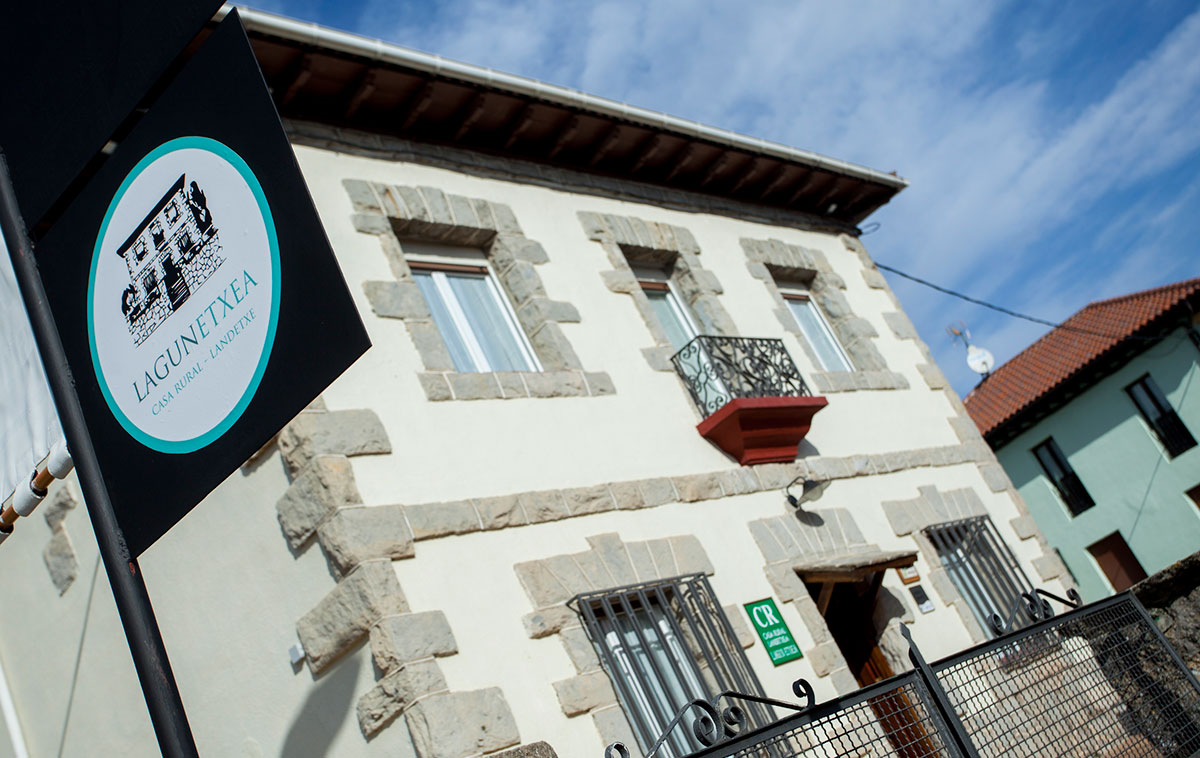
603, 611, 705, 758
634, 267, 698, 351
780, 286, 853, 371
406, 241, 540, 373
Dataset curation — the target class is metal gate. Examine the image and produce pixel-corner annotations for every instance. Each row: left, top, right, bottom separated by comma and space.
604, 590, 1200, 758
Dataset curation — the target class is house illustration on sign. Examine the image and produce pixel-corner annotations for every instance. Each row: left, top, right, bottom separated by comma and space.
117, 174, 224, 346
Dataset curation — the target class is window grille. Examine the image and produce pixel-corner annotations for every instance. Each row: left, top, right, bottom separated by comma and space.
573, 574, 771, 758
1126, 374, 1197, 458
926, 516, 1034, 636
1031, 438, 1095, 516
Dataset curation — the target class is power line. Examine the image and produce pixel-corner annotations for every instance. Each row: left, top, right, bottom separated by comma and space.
874, 262, 1162, 342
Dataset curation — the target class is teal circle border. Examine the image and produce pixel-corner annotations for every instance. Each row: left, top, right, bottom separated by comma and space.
87, 136, 281, 454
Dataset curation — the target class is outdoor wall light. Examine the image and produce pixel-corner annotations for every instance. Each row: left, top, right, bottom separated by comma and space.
785, 476, 829, 508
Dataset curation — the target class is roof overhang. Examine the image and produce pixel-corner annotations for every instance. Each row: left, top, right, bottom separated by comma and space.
213, 5, 906, 227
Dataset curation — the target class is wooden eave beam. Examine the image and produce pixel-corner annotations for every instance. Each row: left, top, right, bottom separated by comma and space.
343, 68, 377, 119
398, 80, 436, 130
784, 170, 825, 207
452, 92, 489, 141
789, 171, 836, 209
727, 157, 766, 195
629, 133, 667, 173
756, 164, 791, 201
588, 124, 623, 166
698, 150, 737, 188
814, 176, 854, 214
277, 53, 312, 108
500, 103, 536, 149
547, 114, 581, 159
663, 143, 700, 183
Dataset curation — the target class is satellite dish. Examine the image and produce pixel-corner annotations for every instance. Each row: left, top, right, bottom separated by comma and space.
967, 345, 994, 376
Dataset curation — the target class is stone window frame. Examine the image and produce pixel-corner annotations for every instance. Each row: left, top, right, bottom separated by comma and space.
514, 533, 755, 754
345, 180, 615, 401
579, 211, 737, 373
741, 237, 907, 393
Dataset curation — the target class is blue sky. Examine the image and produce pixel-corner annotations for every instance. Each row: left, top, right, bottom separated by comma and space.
250, 0, 1200, 396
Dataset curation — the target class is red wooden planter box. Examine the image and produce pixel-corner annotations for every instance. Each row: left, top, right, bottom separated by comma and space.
696, 396, 829, 465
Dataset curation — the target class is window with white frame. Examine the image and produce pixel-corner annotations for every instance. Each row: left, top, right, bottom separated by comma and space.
634, 267, 699, 352
406, 241, 541, 373
779, 284, 853, 372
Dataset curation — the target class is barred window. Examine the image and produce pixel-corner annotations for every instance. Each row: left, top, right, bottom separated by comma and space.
926, 516, 1034, 636
572, 575, 770, 758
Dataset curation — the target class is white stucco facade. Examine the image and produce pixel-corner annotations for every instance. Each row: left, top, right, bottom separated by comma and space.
0, 51, 1083, 756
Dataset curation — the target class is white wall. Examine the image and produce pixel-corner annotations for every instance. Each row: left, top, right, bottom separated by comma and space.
0, 139, 1048, 757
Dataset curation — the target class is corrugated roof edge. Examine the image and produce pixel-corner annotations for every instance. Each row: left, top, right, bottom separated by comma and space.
220, 4, 909, 193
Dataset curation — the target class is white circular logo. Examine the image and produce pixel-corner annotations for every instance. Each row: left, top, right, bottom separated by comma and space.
88, 137, 279, 454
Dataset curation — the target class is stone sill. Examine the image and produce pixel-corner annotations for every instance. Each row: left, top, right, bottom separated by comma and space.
810, 369, 908, 393
418, 370, 615, 401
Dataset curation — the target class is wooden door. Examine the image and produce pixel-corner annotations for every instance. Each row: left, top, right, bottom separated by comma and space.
818, 579, 936, 758
1088, 532, 1148, 592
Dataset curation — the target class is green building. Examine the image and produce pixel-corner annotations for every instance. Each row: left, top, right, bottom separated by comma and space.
965, 279, 1200, 602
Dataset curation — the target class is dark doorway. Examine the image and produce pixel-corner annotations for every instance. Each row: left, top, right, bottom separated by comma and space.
808, 574, 934, 758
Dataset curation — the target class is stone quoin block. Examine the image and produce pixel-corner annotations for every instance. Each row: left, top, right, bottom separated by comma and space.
317, 505, 414, 577
553, 670, 618, 716
41, 486, 77, 532
514, 561, 571, 608
364, 280, 430, 320
43, 528, 78, 595
474, 494, 527, 530
277, 409, 391, 477
276, 455, 363, 548
356, 659, 448, 737
370, 611, 459, 673
522, 605, 579, 639
297, 561, 408, 673
403, 688, 520, 758
404, 501, 480, 540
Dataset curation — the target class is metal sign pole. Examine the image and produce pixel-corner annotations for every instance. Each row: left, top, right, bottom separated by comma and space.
0, 148, 199, 758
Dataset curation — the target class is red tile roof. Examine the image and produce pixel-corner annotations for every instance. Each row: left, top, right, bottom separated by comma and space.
964, 278, 1200, 441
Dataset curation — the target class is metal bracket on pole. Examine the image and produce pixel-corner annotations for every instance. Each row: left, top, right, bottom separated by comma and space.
0, 148, 199, 757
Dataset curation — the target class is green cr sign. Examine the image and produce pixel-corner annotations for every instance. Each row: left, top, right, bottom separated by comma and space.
744, 598, 802, 666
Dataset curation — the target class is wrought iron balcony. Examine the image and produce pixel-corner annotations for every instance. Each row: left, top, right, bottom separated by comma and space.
671, 336, 811, 417
670, 336, 827, 465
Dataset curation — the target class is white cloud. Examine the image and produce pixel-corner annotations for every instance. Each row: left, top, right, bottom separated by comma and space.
341, 0, 1200, 394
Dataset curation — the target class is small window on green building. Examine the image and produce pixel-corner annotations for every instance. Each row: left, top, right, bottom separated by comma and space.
1126, 374, 1197, 459
1032, 438, 1095, 517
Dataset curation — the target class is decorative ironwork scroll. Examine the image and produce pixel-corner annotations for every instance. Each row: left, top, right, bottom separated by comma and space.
671, 336, 810, 417
988, 587, 1083, 635
604, 680, 815, 758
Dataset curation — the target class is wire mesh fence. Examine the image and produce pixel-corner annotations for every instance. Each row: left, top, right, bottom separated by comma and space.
932, 593, 1200, 758
685, 675, 956, 758
606, 591, 1200, 758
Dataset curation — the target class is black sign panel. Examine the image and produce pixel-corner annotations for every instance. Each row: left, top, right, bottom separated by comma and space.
35, 12, 370, 556
0, 0, 225, 228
